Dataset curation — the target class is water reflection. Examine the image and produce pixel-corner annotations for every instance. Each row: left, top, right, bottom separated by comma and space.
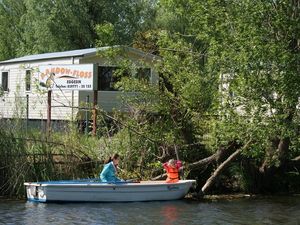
160, 204, 180, 225
0, 197, 300, 225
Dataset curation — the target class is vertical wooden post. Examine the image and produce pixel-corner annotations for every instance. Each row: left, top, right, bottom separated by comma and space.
26, 94, 29, 133
92, 90, 98, 136
47, 90, 52, 136
71, 90, 74, 122
85, 95, 90, 135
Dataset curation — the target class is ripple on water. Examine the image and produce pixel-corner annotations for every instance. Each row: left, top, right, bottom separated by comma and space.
0, 197, 299, 225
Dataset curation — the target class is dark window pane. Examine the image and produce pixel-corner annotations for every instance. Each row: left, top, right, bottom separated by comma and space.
98, 66, 148, 91
2, 72, 8, 91
98, 66, 128, 91
98, 66, 117, 91
136, 68, 151, 81
25, 70, 31, 91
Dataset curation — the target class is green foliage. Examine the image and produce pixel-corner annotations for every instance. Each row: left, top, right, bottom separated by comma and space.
213, 1, 299, 163
153, 0, 299, 159
0, 123, 101, 198
0, 0, 25, 60
109, 0, 299, 192
0, 0, 157, 59
96, 111, 164, 179
95, 23, 116, 47
0, 86, 4, 97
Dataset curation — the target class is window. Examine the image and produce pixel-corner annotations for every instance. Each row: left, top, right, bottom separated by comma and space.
25, 70, 31, 91
98, 66, 151, 91
98, 66, 129, 91
1, 72, 8, 91
136, 68, 151, 82
98, 67, 116, 91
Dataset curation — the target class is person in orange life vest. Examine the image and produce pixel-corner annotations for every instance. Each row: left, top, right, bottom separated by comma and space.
163, 159, 182, 183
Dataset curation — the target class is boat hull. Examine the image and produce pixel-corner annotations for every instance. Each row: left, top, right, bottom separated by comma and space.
24, 180, 196, 203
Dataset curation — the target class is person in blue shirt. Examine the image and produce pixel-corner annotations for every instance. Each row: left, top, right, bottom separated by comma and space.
100, 153, 122, 182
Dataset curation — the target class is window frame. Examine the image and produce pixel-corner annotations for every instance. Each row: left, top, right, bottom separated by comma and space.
98, 66, 119, 91
1, 71, 9, 92
98, 66, 152, 91
136, 67, 151, 82
25, 69, 31, 92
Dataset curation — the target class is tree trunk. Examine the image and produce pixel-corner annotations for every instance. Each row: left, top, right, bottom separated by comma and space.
277, 137, 290, 164
201, 139, 252, 194
259, 110, 294, 175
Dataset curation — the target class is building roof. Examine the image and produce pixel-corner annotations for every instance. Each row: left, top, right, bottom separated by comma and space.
0, 46, 158, 65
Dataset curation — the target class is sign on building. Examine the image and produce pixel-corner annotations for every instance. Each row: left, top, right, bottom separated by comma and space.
37, 64, 97, 90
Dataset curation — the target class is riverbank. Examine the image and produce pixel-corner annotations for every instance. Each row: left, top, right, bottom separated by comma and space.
192, 193, 300, 201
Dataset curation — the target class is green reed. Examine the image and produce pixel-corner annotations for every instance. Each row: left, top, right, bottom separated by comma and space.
0, 124, 101, 198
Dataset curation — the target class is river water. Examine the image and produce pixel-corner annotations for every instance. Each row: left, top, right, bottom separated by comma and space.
0, 196, 300, 225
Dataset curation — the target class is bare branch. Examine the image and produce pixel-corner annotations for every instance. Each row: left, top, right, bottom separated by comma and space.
201, 139, 252, 194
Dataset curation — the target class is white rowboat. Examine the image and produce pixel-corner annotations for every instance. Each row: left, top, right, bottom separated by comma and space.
24, 180, 196, 202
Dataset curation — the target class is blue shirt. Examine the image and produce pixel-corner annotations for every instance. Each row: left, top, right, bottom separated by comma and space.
100, 162, 121, 182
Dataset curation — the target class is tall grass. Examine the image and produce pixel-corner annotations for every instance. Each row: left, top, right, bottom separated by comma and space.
0, 116, 163, 198
0, 123, 102, 198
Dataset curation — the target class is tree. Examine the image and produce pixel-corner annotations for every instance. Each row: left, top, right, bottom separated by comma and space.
0, 0, 25, 60
0, 0, 157, 58
214, 0, 300, 191
119, 0, 300, 193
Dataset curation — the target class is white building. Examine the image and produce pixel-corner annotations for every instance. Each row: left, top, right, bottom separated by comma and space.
0, 46, 159, 126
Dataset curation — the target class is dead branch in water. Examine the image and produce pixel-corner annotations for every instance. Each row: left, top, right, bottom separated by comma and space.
201, 139, 252, 194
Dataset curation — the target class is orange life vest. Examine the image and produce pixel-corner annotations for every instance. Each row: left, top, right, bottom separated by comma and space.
166, 166, 179, 183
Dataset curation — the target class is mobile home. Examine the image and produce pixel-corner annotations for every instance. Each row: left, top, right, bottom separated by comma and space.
0, 46, 159, 128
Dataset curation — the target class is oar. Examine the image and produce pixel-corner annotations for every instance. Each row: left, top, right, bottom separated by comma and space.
174, 145, 184, 178
174, 144, 179, 162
